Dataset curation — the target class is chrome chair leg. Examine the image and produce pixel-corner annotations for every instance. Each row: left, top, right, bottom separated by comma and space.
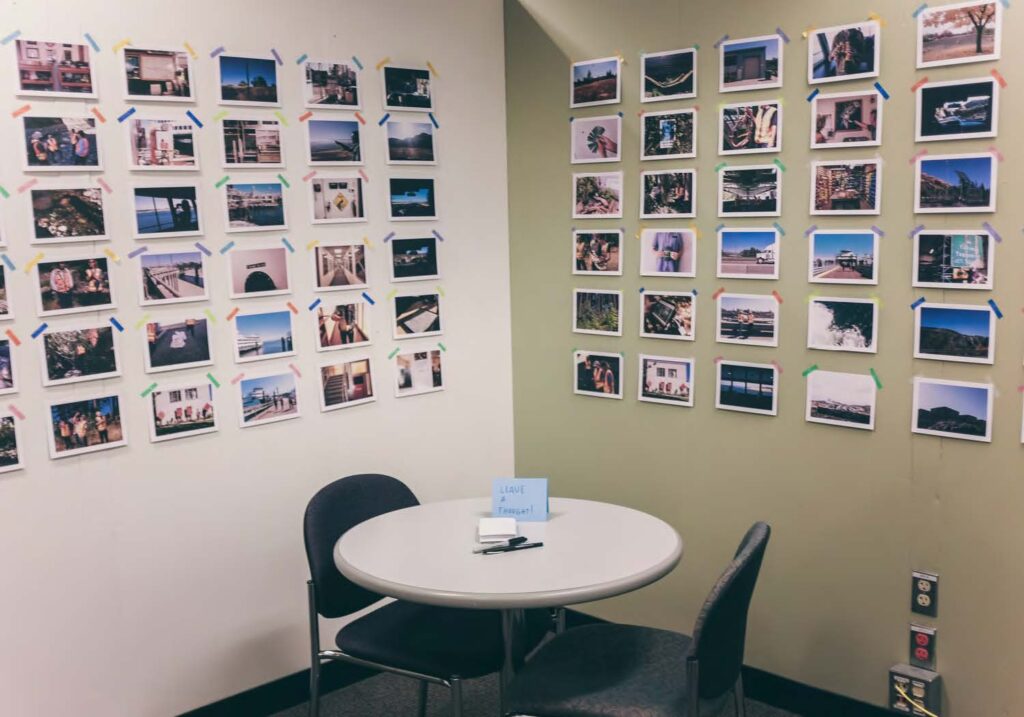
416, 680, 429, 717
450, 676, 463, 717
734, 674, 746, 717
553, 607, 566, 634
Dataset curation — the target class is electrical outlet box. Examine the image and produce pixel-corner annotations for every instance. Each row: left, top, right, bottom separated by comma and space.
890, 664, 942, 716
911, 571, 939, 617
910, 624, 937, 670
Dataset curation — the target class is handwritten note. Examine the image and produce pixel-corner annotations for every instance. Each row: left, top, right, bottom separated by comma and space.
492, 478, 548, 522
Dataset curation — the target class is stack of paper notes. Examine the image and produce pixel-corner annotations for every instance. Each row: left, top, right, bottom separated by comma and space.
478, 517, 518, 543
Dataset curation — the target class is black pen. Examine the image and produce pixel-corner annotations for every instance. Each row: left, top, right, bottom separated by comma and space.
481, 542, 544, 555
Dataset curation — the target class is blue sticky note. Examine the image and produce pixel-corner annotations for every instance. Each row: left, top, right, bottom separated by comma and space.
492, 478, 549, 522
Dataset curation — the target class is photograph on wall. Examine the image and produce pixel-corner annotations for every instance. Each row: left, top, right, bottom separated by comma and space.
396, 349, 444, 398
718, 165, 781, 217
303, 60, 360, 108
149, 383, 217, 443
572, 172, 622, 219
390, 236, 440, 282
573, 289, 622, 337
41, 325, 119, 387
640, 291, 695, 341
239, 372, 300, 427
716, 360, 778, 416
810, 159, 881, 215
0, 266, 12, 320
223, 181, 287, 232
914, 303, 995, 364
217, 55, 279, 106
385, 119, 436, 164
309, 176, 365, 224
570, 56, 621, 108
717, 227, 779, 280
573, 350, 622, 399
388, 177, 437, 221
319, 357, 375, 411
570, 115, 621, 164
913, 377, 992, 442
305, 118, 362, 165
143, 317, 212, 373
131, 185, 202, 238
807, 297, 878, 354
221, 118, 284, 167
640, 108, 696, 160
716, 293, 779, 347
0, 340, 14, 396
640, 48, 696, 102
228, 246, 291, 299
0, 415, 24, 474
807, 21, 880, 84
233, 309, 296, 363
917, 1, 1001, 69
806, 370, 876, 431
638, 355, 694, 407
317, 301, 370, 352
22, 116, 101, 170
36, 256, 114, 317
913, 231, 992, 289
916, 77, 998, 142
139, 250, 208, 306
393, 293, 443, 339
719, 101, 781, 155
640, 170, 695, 218
313, 243, 367, 291
30, 187, 107, 243
127, 117, 198, 170
639, 229, 696, 278
720, 35, 783, 93
382, 65, 433, 111
574, 230, 622, 276
47, 394, 126, 459
808, 230, 878, 285
122, 47, 193, 101
914, 153, 996, 213
16, 39, 96, 98
811, 91, 882, 148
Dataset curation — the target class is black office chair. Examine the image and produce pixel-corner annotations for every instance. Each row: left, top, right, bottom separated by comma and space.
303, 473, 548, 717
503, 522, 771, 717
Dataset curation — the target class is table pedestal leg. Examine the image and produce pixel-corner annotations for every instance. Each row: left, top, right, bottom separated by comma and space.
500, 608, 526, 715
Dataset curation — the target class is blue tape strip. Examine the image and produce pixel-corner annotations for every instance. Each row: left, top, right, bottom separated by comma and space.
308, 298, 322, 311
988, 299, 1003, 318
873, 81, 890, 100
982, 221, 1002, 243
1, 255, 14, 270
117, 107, 137, 123
692, 289, 698, 296
428, 112, 439, 129
194, 241, 212, 257
295, 53, 308, 65
638, 287, 645, 293
910, 297, 926, 310
219, 240, 235, 254
352, 55, 363, 70
185, 110, 203, 128
361, 291, 375, 305
714, 223, 725, 233
912, 2, 928, 17
806, 88, 820, 102
772, 222, 785, 236
378, 112, 391, 126
1, 30, 23, 45
281, 237, 295, 253
84, 33, 100, 52
109, 317, 124, 332
31, 323, 48, 339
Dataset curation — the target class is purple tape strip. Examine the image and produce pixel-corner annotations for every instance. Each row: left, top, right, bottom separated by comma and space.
982, 221, 1002, 243
194, 242, 212, 257
382, 232, 395, 243
431, 230, 445, 242
209, 45, 225, 58
127, 246, 148, 258
270, 48, 283, 65
803, 224, 818, 237
908, 224, 925, 239
713, 34, 730, 49
870, 225, 885, 237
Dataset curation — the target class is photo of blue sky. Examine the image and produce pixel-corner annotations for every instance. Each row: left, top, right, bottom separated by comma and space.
811, 232, 874, 261
235, 311, 292, 350
920, 306, 991, 337
721, 230, 775, 253
725, 38, 779, 61
574, 59, 618, 82
141, 251, 201, 269
219, 56, 277, 88
240, 372, 295, 398
917, 381, 989, 420
920, 156, 992, 188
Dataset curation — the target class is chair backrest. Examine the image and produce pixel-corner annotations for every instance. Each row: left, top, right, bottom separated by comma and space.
688, 522, 771, 700
303, 474, 419, 618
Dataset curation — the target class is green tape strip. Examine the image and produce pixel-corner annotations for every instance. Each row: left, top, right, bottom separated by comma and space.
388, 347, 400, 359
212, 110, 228, 122
134, 313, 151, 330
437, 341, 447, 352
801, 364, 819, 377
773, 158, 787, 172
207, 372, 221, 388
215, 175, 230, 188
276, 173, 290, 188
140, 382, 158, 398
714, 162, 727, 172
869, 368, 882, 390
0, 185, 9, 199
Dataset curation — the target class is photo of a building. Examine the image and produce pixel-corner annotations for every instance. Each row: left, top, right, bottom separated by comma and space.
132, 185, 200, 237
16, 39, 95, 97
23, 116, 100, 169
383, 66, 433, 110
310, 177, 365, 223
225, 182, 287, 231
150, 384, 216, 441
914, 232, 991, 288
808, 231, 877, 284
240, 373, 299, 425
811, 160, 880, 214
396, 350, 444, 397
719, 166, 780, 217
304, 61, 359, 107
124, 48, 192, 100
228, 247, 290, 298
218, 55, 279, 105
221, 119, 283, 166
317, 303, 369, 350
639, 356, 693, 406
717, 361, 777, 415
314, 244, 367, 289
320, 358, 374, 410
141, 251, 206, 305
720, 36, 781, 92
128, 118, 198, 169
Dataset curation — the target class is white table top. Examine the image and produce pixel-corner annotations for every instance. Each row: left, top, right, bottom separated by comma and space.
334, 497, 683, 609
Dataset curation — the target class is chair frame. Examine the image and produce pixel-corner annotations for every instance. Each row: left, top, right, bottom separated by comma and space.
685, 659, 746, 717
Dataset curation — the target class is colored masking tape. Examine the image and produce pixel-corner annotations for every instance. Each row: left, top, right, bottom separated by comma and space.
437, 342, 447, 352
203, 309, 217, 324
127, 246, 148, 258
90, 106, 106, 123
772, 222, 785, 236
295, 53, 308, 65
388, 348, 400, 359
103, 247, 120, 263
230, 372, 245, 385
298, 111, 313, 122
219, 240, 235, 254
772, 158, 786, 171
17, 178, 38, 193
306, 239, 320, 250
209, 45, 226, 58
712, 287, 725, 299
714, 162, 727, 172
4, 329, 20, 346
226, 307, 239, 321
982, 221, 1002, 242
912, 3, 928, 18
383, 232, 395, 243
991, 68, 1007, 88
869, 368, 883, 390
801, 364, 818, 377
1, 30, 23, 45
910, 297, 926, 310
362, 291, 375, 305
207, 373, 220, 388
988, 299, 1003, 318
96, 177, 113, 194
426, 61, 440, 77
273, 111, 289, 126
186, 110, 203, 128
31, 323, 48, 339
270, 48, 283, 65
140, 382, 158, 398
873, 81, 890, 99
988, 146, 1004, 162
378, 112, 391, 126
134, 314, 151, 330
0, 186, 8, 199
375, 56, 391, 71
286, 301, 298, 314
354, 111, 366, 125
308, 298, 322, 311
302, 170, 317, 182
276, 173, 290, 188
806, 88, 820, 102
24, 251, 44, 273
713, 34, 729, 49
351, 56, 363, 70
84, 33, 100, 52
908, 224, 925, 238
428, 112, 439, 128
431, 230, 445, 242
215, 175, 230, 188
109, 317, 124, 332
1, 255, 14, 270
281, 237, 295, 252
289, 363, 302, 378
804, 224, 818, 237
117, 107, 137, 122
358, 169, 369, 183
771, 290, 783, 303
212, 110, 228, 121
776, 27, 790, 43
870, 225, 885, 236
7, 405, 25, 420
194, 242, 212, 256
111, 38, 132, 53
184, 42, 198, 59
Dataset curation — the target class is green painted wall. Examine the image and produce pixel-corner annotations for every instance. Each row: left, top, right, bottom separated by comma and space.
505, 1, 1024, 713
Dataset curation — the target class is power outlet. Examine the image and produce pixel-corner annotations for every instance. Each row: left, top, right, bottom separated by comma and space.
890, 664, 942, 716
910, 624, 937, 670
911, 571, 939, 617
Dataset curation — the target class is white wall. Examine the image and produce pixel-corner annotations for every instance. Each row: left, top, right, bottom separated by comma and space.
0, 1, 513, 715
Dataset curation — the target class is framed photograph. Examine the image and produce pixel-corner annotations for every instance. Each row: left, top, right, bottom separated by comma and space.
303, 60, 360, 109
390, 236, 440, 282
385, 118, 436, 164
640, 291, 695, 341
917, 1, 1002, 69
638, 355, 694, 407
319, 356, 375, 411
305, 118, 362, 165
810, 91, 882, 148
913, 231, 992, 289
393, 293, 443, 339
573, 230, 623, 276
639, 229, 696, 278
35, 256, 114, 317
808, 297, 878, 353
30, 186, 108, 244
217, 54, 279, 106
139, 250, 208, 306
396, 349, 444, 398
40, 324, 119, 387
808, 230, 879, 285
913, 377, 992, 442
720, 35, 783, 93
914, 152, 996, 213
0, 339, 15, 395
47, 394, 126, 459
640, 108, 697, 160
573, 289, 622, 336
807, 21, 880, 84
718, 165, 781, 217
916, 77, 998, 142
570, 115, 621, 164
719, 101, 781, 155
640, 170, 696, 218
716, 293, 779, 347
573, 350, 622, 399
0, 414, 24, 474
640, 48, 696, 103
570, 56, 621, 108
308, 175, 366, 224
16, 39, 96, 98
223, 181, 288, 233
127, 117, 199, 170
227, 246, 291, 299
914, 302, 995, 364
572, 172, 623, 219
388, 177, 437, 221
716, 360, 778, 416
122, 47, 194, 102
0, 266, 13, 320
717, 227, 780, 280
131, 184, 202, 238
233, 309, 296, 363
149, 383, 217, 443
382, 65, 433, 112
806, 370, 877, 430
810, 159, 881, 215
316, 300, 371, 352
142, 316, 212, 374
313, 243, 368, 291
23, 116, 101, 171
238, 372, 300, 427
221, 117, 284, 167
